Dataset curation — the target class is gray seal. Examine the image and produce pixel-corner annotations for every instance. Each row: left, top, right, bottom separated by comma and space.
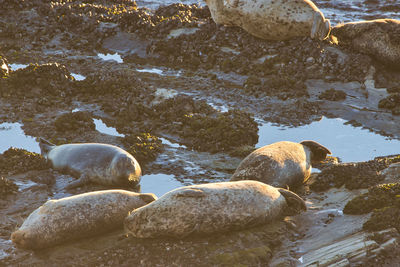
204, 0, 331, 41
11, 190, 157, 249
331, 19, 400, 67
124, 180, 306, 238
230, 140, 331, 188
39, 138, 141, 188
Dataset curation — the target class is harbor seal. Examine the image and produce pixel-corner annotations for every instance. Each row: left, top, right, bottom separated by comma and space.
230, 140, 331, 188
124, 180, 306, 238
204, 0, 331, 41
331, 19, 400, 67
39, 138, 141, 189
11, 190, 157, 249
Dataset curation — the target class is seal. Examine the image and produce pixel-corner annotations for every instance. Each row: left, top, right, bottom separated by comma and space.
39, 138, 141, 189
331, 19, 400, 67
204, 0, 331, 41
230, 140, 331, 188
11, 190, 157, 249
124, 180, 306, 238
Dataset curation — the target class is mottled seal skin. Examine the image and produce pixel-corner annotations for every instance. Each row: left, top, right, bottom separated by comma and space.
230, 140, 331, 188
204, 0, 331, 41
11, 190, 157, 250
124, 180, 306, 238
331, 19, 400, 67
39, 138, 141, 189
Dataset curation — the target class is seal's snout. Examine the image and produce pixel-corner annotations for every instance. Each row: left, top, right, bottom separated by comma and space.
11, 230, 29, 249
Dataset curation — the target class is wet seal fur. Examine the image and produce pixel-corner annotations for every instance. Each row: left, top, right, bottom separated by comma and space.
331, 19, 400, 67
230, 140, 331, 188
11, 190, 157, 249
124, 180, 306, 238
39, 138, 141, 189
204, 0, 331, 41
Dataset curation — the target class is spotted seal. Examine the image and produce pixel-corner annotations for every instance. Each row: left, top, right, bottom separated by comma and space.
204, 0, 331, 40
230, 140, 331, 188
11, 190, 157, 249
124, 180, 306, 238
39, 138, 141, 188
331, 19, 400, 67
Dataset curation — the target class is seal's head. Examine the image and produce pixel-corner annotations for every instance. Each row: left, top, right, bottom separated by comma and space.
300, 140, 331, 163
37, 137, 55, 158
111, 154, 142, 187
278, 188, 307, 216
11, 230, 37, 250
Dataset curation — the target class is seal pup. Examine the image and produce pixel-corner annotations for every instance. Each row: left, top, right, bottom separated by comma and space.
39, 138, 141, 189
11, 190, 157, 249
331, 19, 400, 67
230, 140, 331, 188
204, 0, 331, 41
124, 180, 306, 238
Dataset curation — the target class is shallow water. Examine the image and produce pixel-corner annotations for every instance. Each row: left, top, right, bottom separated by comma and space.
257, 116, 400, 162
97, 53, 123, 63
140, 173, 184, 197
0, 123, 40, 153
93, 118, 124, 137
71, 73, 86, 81
8, 63, 28, 71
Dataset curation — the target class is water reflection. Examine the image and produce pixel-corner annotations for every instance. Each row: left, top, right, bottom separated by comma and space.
93, 118, 124, 137
0, 123, 40, 153
140, 173, 183, 197
258, 117, 400, 162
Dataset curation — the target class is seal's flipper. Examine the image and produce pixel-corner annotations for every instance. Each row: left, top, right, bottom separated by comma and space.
65, 174, 90, 190
310, 11, 320, 40
139, 193, 157, 204
38, 138, 55, 157
300, 140, 331, 162
175, 188, 205, 198
278, 188, 307, 215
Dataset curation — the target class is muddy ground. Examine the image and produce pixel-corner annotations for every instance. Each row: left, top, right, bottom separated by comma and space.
1, 0, 400, 266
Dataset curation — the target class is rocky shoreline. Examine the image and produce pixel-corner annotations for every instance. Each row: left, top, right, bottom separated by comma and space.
1, 0, 400, 265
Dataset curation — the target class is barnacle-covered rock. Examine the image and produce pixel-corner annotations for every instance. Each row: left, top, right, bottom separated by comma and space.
54, 111, 95, 132
0, 176, 18, 197
310, 155, 400, 191
122, 132, 163, 164
0, 147, 49, 176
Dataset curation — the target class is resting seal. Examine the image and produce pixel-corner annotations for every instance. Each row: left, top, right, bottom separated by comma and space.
331, 19, 400, 67
11, 190, 156, 249
124, 180, 306, 238
204, 0, 331, 40
230, 140, 331, 188
39, 138, 141, 188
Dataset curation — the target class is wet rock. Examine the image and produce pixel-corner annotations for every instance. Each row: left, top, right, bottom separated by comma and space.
318, 88, 347, 101
0, 147, 49, 176
122, 132, 163, 165
344, 183, 400, 215
310, 155, 400, 191
0, 63, 74, 99
345, 182, 400, 233
54, 111, 95, 132
378, 93, 400, 115
150, 95, 258, 152
0, 176, 18, 197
